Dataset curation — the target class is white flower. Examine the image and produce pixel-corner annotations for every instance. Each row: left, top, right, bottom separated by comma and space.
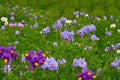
65, 20, 72, 24
97, 18, 101, 21
118, 29, 120, 33
4, 21, 8, 26
85, 14, 89, 17
110, 24, 116, 28
1, 17, 8, 22
76, 15, 79, 18
117, 50, 120, 54
3, 65, 12, 73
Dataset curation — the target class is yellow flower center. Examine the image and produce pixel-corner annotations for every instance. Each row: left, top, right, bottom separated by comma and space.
78, 77, 82, 80
42, 53, 46, 57
4, 59, 8, 63
93, 75, 96, 78
35, 62, 39, 67
0, 50, 1, 53
43, 61, 46, 64
87, 72, 91, 75
25, 53, 29, 57
10, 50, 14, 54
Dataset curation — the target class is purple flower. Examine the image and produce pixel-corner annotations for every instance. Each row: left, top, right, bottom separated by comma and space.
79, 58, 87, 69
104, 47, 110, 52
73, 11, 79, 17
91, 34, 99, 41
46, 57, 58, 71
25, 50, 46, 70
111, 57, 120, 69
57, 58, 66, 65
60, 17, 67, 23
53, 20, 62, 30
60, 30, 74, 41
21, 54, 25, 63
10, 16, 14, 21
42, 27, 50, 34
2, 53, 11, 64
0, 46, 6, 58
77, 24, 96, 38
7, 46, 18, 61
15, 30, 20, 35
73, 58, 87, 69
1, 26, 6, 30
73, 58, 80, 67
72, 20, 76, 25
105, 31, 112, 36
77, 69, 96, 80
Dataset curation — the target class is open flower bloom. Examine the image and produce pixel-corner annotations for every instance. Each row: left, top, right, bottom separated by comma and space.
7, 46, 18, 61
111, 57, 120, 69
0, 46, 18, 64
2, 53, 11, 64
91, 34, 99, 41
46, 57, 58, 71
18, 23, 24, 28
77, 69, 96, 80
73, 58, 87, 69
77, 24, 96, 38
60, 30, 74, 41
42, 27, 50, 34
25, 49, 46, 70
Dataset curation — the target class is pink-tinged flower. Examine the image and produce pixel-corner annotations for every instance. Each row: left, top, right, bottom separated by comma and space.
9, 23, 16, 28
77, 69, 96, 80
18, 23, 24, 28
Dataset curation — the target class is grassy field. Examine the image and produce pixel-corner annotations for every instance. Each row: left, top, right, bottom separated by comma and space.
0, 0, 120, 80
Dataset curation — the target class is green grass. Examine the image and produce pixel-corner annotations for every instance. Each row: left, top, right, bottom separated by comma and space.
0, 0, 120, 80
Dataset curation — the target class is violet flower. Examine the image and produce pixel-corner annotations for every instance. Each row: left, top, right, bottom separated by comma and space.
77, 69, 96, 80
46, 57, 58, 71
91, 34, 99, 41
53, 20, 62, 30
42, 27, 50, 34
57, 58, 66, 65
105, 31, 112, 36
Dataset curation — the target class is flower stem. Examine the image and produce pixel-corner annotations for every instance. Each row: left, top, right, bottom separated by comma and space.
33, 70, 36, 80
6, 64, 8, 80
